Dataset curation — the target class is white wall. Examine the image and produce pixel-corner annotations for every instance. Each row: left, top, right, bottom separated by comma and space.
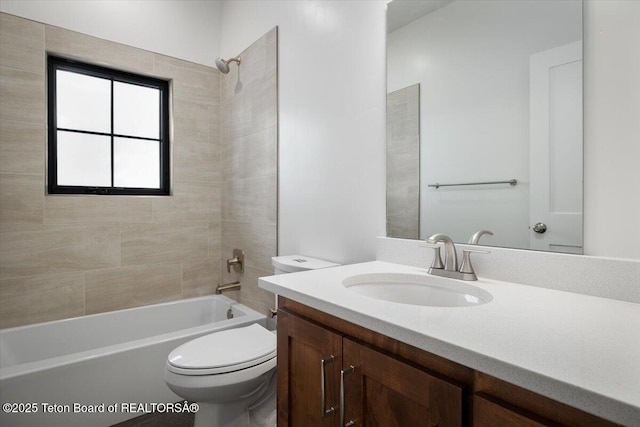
0, 0, 388, 265
583, 0, 640, 260
220, 1, 387, 265
1, 0, 636, 261
387, 0, 581, 248
0, 0, 222, 67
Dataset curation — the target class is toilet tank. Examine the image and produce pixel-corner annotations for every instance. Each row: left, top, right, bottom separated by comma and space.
271, 255, 340, 275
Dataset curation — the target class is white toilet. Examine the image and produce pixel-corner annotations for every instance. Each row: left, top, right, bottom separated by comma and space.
164, 324, 277, 427
164, 255, 339, 427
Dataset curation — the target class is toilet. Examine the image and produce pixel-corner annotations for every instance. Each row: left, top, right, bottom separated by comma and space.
164, 255, 338, 427
164, 323, 277, 427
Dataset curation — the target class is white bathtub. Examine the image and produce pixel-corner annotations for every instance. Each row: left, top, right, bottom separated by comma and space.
0, 295, 266, 427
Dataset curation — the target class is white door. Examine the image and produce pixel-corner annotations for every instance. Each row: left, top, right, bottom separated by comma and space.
530, 41, 583, 253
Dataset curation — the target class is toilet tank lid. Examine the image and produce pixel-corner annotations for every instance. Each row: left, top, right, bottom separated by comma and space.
272, 255, 341, 273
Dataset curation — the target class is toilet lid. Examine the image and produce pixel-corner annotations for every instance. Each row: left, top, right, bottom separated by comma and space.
168, 324, 276, 372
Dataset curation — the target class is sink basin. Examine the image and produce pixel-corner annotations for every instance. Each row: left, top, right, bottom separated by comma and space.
342, 273, 492, 307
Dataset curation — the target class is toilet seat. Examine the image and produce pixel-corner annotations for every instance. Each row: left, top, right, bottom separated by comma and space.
167, 324, 276, 376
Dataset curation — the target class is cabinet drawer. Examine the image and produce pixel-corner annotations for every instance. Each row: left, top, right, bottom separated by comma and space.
473, 394, 556, 427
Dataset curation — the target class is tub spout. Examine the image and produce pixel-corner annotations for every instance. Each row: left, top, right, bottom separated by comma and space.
216, 281, 241, 294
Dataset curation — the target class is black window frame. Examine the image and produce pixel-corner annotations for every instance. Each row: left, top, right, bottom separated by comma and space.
47, 55, 170, 196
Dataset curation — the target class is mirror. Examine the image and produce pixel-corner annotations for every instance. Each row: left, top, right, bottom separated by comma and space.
386, 0, 583, 253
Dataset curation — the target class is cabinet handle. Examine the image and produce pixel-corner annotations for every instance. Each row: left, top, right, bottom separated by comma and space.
340, 365, 355, 427
321, 356, 335, 417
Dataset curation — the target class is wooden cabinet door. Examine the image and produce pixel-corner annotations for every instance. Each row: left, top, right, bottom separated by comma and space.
342, 338, 463, 427
277, 309, 343, 427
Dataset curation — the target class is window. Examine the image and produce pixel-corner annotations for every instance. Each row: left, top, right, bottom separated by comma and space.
47, 56, 170, 195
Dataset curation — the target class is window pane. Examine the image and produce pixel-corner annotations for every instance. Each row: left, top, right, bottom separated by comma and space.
57, 131, 111, 186
56, 70, 111, 133
114, 137, 160, 189
114, 82, 160, 139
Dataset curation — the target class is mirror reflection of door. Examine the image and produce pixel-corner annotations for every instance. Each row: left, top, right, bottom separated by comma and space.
530, 41, 583, 253
386, 84, 420, 239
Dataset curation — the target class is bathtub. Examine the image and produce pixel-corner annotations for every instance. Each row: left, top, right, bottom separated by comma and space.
0, 295, 266, 427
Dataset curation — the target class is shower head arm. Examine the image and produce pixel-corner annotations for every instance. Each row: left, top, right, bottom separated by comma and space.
215, 56, 241, 74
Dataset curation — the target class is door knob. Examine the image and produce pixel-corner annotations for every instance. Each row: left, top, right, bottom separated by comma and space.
532, 223, 547, 234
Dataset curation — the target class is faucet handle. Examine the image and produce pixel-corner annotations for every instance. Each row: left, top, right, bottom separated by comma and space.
459, 249, 490, 275
419, 243, 444, 269
468, 230, 494, 244
226, 248, 245, 273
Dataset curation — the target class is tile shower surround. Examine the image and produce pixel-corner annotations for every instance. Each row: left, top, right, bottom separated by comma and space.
0, 13, 278, 327
219, 27, 278, 317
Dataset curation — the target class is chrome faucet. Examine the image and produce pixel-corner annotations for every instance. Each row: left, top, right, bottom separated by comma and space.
425, 233, 488, 281
426, 233, 458, 272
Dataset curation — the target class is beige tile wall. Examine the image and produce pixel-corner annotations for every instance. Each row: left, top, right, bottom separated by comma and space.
386, 84, 420, 239
220, 28, 278, 316
0, 13, 224, 328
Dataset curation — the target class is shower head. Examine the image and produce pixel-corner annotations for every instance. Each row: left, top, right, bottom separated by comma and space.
215, 57, 241, 74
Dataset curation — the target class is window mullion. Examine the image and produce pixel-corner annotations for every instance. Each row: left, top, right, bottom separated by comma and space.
110, 78, 115, 189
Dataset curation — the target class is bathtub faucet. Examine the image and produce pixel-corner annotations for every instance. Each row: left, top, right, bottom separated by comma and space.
216, 281, 241, 294
226, 249, 245, 273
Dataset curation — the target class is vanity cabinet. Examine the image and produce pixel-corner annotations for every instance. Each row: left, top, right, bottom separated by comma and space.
342, 337, 462, 427
277, 297, 618, 427
277, 307, 342, 426
278, 308, 462, 427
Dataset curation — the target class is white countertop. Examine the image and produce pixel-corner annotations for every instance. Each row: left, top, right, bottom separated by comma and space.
259, 261, 640, 425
